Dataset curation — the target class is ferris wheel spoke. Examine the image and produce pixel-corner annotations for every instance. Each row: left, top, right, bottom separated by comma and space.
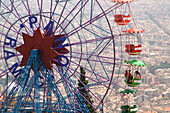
70, 51, 122, 61
57, 0, 90, 34
0, 35, 23, 46
69, 35, 113, 46
67, 65, 121, 98
0, 23, 22, 36
68, 60, 125, 90
91, 23, 112, 35
95, 57, 110, 79
0, 14, 23, 36
22, 1, 42, 30
36, 0, 44, 28
64, 66, 105, 102
53, 0, 82, 33
79, 0, 84, 26
0, 69, 10, 79
54, 1, 68, 33
78, 90, 98, 110
79, 38, 113, 68
8, 0, 33, 34
69, 60, 107, 83
90, 39, 112, 59
86, 34, 128, 60
49, 0, 61, 20
77, 6, 113, 36
52, 36, 116, 52
49, 0, 53, 19
20, 0, 31, 15
81, 26, 109, 38
20, 0, 41, 32
83, 27, 104, 39
53, 67, 77, 99
66, 3, 123, 37
17, 1, 27, 14
65, 65, 104, 91
67, 53, 123, 68
0, 1, 13, 13
37, 1, 53, 34
86, 59, 105, 82
50, 1, 66, 32
66, 55, 119, 65
77, 48, 112, 81
24, 0, 32, 15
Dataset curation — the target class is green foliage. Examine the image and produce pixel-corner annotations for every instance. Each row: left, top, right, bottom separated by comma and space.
78, 67, 96, 113
149, 61, 170, 74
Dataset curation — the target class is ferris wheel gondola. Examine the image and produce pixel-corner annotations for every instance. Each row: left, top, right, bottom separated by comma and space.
123, 28, 144, 55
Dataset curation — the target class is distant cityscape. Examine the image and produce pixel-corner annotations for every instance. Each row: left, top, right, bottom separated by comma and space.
0, 0, 169, 113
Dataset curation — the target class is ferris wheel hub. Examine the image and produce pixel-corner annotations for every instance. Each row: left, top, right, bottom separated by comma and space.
31, 49, 40, 55
15, 28, 60, 70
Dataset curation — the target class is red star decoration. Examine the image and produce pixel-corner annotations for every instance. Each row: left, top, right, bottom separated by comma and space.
15, 28, 60, 70
44, 29, 69, 66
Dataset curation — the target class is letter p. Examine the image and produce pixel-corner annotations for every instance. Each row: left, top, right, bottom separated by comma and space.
29, 16, 37, 28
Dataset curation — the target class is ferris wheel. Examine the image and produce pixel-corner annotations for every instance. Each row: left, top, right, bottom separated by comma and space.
0, 0, 145, 112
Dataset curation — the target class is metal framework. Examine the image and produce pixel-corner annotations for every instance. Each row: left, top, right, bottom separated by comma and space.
1, 49, 90, 112
0, 0, 145, 112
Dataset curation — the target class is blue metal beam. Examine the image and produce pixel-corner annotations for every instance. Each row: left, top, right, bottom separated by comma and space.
1, 49, 74, 112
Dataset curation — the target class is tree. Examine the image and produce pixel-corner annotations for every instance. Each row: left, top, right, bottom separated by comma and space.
77, 67, 96, 112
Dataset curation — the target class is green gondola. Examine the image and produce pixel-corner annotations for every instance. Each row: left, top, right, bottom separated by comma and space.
119, 89, 138, 94
125, 60, 146, 66
124, 75, 141, 87
121, 105, 138, 113
124, 79, 141, 87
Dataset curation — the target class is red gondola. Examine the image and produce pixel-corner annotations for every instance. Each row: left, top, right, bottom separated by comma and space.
125, 44, 142, 55
112, 0, 134, 26
114, 14, 131, 25
123, 28, 144, 55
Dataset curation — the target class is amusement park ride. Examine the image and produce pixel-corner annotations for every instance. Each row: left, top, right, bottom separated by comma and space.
0, 0, 146, 112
